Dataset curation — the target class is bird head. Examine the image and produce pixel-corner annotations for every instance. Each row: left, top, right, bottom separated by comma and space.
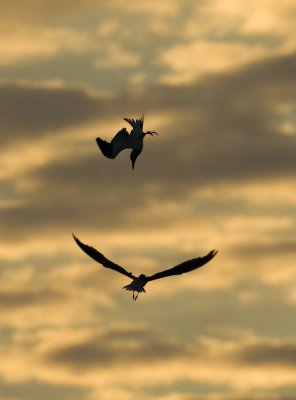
130, 149, 141, 169
130, 150, 138, 169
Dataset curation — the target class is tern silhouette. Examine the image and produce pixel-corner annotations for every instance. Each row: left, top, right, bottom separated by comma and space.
96, 115, 157, 169
73, 234, 218, 300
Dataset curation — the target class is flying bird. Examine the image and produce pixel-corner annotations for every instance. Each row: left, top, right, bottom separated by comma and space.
73, 234, 218, 300
96, 114, 158, 169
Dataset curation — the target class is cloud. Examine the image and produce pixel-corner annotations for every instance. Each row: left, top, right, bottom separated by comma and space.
29, 329, 296, 392
94, 42, 141, 69
0, 288, 64, 310
0, 257, 115, 328
159, 41, 273, 85
1, 263, 296, 395
0, 0, 180, 22
0, 0, 98, 22
0, 378, 90, 400
236, 341, 296, 367
167, 394, 296, 400
3, 0, 178, 19
0, 82, 103, 141
1, 3, 296, 400
45, 325, 187, 370
0, 28, 94, 66
1, 0, 295, 93
157, 0, 296, 85
43, 327, 296, 374
0, 52, 296, 264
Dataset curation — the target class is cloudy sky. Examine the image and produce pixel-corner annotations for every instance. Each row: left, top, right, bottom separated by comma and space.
1, 0, 296, 399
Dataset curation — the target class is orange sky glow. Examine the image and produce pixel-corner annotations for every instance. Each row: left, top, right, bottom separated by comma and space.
1, 1, 296, 399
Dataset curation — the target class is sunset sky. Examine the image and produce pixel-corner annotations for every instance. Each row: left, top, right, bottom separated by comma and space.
1, 1, 296, 399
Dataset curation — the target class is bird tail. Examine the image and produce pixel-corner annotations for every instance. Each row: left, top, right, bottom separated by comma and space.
96, 137, 113, 159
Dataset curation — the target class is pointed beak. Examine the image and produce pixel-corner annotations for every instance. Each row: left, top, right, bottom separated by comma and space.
130, 150, 140, 170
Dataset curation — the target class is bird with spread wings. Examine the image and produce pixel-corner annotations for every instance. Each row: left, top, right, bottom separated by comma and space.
73, 234, 218, 300
96, 115, 158, 169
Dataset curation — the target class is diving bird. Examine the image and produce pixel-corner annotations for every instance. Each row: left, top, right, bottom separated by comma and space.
96, 115, 158, 169
73, 234, 218, 300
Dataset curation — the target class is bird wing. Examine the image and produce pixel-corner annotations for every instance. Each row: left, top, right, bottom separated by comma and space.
146, 249, 218, 282
73, 234, 136, 279
110, 127, 131, 156
123, 114, 144, 130
96, 128, 130, 159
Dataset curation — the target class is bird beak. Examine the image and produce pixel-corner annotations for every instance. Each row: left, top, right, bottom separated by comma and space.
130, 151, 136, 170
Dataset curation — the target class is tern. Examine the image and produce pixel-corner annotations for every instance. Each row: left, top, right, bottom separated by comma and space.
73, 234, 218, 300
96, 115, 158, 169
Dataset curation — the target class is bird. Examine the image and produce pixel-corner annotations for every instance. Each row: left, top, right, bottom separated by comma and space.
73, 234, 218, 300
96, 114, 158, 169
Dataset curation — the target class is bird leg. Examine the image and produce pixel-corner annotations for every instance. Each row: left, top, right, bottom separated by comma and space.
123, 276, 147, 300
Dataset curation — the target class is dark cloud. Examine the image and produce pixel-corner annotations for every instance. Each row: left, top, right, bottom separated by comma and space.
44, 321, 296, 372
236, 341, 296, 367
0, 0, 101, 22
0, 287, 65, 309
0, 83, 108, 142
1, 53, 296, 242
231, 239, 296, 259
182, 395, 296, 400
0, 154, 146, 241
149, 54, 296, 184
0, 377, 90, 400
0, 0, 141, 19
106, 287, 296, 346
45, 326, 190, 370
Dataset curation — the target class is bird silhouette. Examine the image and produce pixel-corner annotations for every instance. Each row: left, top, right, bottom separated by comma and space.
96, 114, 158, 169
73, 234, 218, 300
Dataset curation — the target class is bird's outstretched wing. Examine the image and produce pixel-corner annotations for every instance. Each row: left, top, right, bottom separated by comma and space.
96, 127, 130, 159
146, 249, 218, 282
123, 114, 144, 130
73, 234, 136, 279
111, 127, 131, 153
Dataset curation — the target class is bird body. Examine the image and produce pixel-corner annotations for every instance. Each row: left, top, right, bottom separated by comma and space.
73, 234, 218, 300
96, 115, 157, 169
123, 274, 147, 300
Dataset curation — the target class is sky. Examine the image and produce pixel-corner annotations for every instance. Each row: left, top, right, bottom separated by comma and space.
1, 0, 296, 399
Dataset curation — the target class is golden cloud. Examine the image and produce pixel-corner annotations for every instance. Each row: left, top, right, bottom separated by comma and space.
0, 27, 94, 66
1, 327, 296, 394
